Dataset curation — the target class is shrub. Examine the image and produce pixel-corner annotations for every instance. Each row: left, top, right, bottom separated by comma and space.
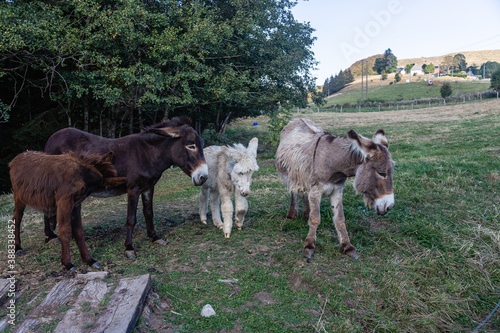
490, 69, 500, 92
440, 82, 453, 98
266, 109, 292, 147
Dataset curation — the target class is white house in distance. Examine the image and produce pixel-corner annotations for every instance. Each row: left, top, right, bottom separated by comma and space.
410, 64, 424, 76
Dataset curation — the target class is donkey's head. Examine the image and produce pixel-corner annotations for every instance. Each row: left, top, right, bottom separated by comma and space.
145, 118, 208, 186
223, 138, 259, 197
348, 129, 395, 215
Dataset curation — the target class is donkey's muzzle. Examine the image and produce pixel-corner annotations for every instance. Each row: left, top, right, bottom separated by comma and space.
192, 163, 208, 186
374, 193, 394, 216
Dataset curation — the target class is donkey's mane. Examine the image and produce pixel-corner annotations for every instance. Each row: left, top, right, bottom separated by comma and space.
143, 117, 193, 132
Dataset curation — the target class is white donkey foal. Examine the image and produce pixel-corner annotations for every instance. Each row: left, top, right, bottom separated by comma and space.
199, 138, 259, 238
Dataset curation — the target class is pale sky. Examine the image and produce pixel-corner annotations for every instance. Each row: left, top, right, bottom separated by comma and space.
291, 0, 500, 85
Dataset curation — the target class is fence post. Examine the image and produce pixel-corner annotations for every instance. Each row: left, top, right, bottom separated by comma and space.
379, 103, 380, 112
341, 106, 343, 113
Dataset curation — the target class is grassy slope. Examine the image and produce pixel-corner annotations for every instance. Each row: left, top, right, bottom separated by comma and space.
325, 80, 492, 106
1, 100, 499, 332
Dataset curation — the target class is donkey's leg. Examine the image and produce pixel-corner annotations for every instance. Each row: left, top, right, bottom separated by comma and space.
220, 190, 234, 238
44, 212, 59, 243
234, 192, 248, 231
304, 189, 322, 262
330, 181, 358, 259
142, 187, 166, 245
71, 205, 100, 268
286, 192, 299, 219
303, 194, 310, 221
199, 185, 209, 224
209, 190, 223, 229
56, 199, 75, 270
125, 187, 141, 259
12, 198, 25, 255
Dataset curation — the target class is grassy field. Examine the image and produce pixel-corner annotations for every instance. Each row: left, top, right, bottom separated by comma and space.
1, 100, 499, 332
324, 80, 492, 107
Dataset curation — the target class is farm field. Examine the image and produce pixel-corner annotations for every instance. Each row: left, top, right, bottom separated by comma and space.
1, 100, 499, 332
325, 80, 492, 106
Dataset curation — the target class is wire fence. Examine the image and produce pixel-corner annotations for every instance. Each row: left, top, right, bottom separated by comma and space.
300, 91, 499, 114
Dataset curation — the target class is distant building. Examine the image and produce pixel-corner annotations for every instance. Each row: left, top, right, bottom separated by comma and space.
433, 66, 440, 77
396, 67, 406, 75
410, 64, 424, 76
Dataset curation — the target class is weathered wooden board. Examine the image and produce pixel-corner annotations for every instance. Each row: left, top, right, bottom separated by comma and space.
10, 273, 150, 333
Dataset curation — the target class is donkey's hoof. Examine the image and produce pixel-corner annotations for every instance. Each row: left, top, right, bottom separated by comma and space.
91, 262, 102, 269
154, 239, 168, 246
237, 227, 242, 231
201, 220, 207, 225
224, 233, 231, 238
341, 244, 359, 259
125, 250, 137, 259
217, 225, 223, 230
69, 266, 77, 272
16, 249, 24, 256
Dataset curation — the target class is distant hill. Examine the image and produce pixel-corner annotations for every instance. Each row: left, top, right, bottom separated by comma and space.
348, 54, 382, 77
397, 49, 500, 68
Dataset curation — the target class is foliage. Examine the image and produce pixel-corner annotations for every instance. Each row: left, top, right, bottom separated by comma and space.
440, 82, 453, 98
404, 63, 414, 74
322, 69, 354, 96
266, 108, 291, 147
490, 69, 500, 92
441, 55, 459, 75
0, 0, 317, 136
454, 53, 467, 71
373, 48, 397, 74
310, 90, 326, 110
425, 63, 435, 74
381, 70, 388, 80
394, 72, 401, 83
482, 61, 500, 78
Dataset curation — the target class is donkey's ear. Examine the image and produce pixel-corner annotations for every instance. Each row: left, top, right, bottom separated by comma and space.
373, 129, 388, 148
347, 129, 378, 159
147, 127, 181, 138
247, 138, 258, 158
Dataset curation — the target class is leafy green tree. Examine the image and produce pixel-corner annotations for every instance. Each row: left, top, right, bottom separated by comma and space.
311, 91, 326, 111
440, 82, 453, 98
425, 63, 435, 74
0, 0, 317, 134
490, 69, 500, 92
381, 70, 388, 80
394, 72, 401, 83
454, 53, 467, 71
404, 63, 414, 74
482, 61, 500, 78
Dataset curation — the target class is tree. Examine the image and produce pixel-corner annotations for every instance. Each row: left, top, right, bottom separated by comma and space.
381, 70, 388, 80
0, 0, 317, 133
490, 69, 500, 92
440, 82, 453, 98
441, 55, 459, 75
311, 91, 326, 111
454, 53, 467, 71
394, 72, 401, 83
373, 48, 397, 74
425, 63, 435, 74
404, 63, 414, 74
482, 61, 500, 78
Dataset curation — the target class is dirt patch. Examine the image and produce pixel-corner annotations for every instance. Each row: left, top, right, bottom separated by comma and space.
254, 291, 275, 305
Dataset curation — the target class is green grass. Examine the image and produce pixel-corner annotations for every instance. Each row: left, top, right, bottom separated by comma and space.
325, 80, 492, 106
1, 101, 499, 332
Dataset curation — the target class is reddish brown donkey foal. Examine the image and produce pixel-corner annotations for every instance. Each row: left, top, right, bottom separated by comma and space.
9, 151, 124, 270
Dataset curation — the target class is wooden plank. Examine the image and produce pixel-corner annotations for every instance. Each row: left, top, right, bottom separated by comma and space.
0, 279, 12, 306
55, 279, 109, 333
38, 279, 82, 308
92, 274, 151, 333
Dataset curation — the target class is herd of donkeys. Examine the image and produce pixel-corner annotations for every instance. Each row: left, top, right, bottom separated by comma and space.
9, 117, 395, 270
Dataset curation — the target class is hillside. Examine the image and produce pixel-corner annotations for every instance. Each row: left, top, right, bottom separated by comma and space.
348, 54, 382, 77
397, 49, 500, 68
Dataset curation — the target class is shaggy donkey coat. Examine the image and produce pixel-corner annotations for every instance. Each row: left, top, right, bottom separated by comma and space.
9, 151, 125, 270
276, 118, 395, 261
199, 138, 259, 238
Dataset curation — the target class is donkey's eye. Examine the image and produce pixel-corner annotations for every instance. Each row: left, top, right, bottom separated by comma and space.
377, 172, 387, 178
186, 144, 197, 151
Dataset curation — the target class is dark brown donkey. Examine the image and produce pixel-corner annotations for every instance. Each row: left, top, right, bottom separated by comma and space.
9, 151, 125, 270
44, 117, 208, 258
276, 118, 395, 261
